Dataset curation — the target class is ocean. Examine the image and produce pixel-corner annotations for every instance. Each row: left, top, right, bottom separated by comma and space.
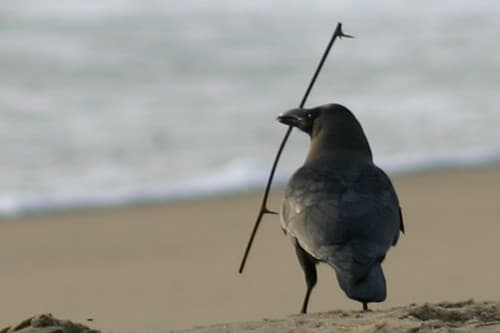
1, 0, 499, 217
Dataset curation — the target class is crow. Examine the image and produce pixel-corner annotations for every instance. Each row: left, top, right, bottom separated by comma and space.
277, 103, 404, 313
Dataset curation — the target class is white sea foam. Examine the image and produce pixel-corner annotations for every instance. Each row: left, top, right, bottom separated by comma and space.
1, 150, 499, 217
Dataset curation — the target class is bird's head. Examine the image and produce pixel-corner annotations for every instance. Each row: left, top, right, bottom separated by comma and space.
277, 103, 372, 162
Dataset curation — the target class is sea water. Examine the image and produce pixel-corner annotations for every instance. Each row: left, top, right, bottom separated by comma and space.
1, 0, 499, 216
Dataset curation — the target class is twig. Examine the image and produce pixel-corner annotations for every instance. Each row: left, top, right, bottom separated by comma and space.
238, 23, 353, 274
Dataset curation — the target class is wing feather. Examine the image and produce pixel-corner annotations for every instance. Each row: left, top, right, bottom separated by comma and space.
281, 163, 401, 279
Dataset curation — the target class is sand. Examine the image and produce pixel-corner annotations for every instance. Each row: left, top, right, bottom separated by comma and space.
173, 300, 500, 333
4, 300, 500, 333
1, 166, 499, 332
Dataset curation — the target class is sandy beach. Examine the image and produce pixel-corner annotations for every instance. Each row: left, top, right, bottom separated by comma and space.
1, 165, 499, 332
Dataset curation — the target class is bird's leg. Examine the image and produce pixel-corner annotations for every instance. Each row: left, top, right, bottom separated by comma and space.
301, 285, 314, 314
294, 240, 318, 314
362, 302, 368, 311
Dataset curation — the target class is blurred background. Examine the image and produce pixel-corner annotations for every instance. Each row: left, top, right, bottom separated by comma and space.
1, 0, 499, 217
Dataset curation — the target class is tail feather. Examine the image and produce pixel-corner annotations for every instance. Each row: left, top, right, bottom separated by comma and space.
336, 262, 387, 303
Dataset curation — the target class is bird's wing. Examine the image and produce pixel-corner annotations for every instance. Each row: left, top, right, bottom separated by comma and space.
337, 166, 401, 254
399, 207, 405, 235
281, 164, 401, 279
281, 165, 353, 258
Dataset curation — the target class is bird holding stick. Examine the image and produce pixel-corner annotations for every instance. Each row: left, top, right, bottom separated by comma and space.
277, 103, 404, 313
238, 23, 404, 313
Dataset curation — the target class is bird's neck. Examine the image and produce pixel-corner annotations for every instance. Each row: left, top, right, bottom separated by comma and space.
305, 132, 373, 165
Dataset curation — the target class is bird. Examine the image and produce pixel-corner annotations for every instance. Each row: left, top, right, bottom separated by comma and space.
277, 103, 404, 313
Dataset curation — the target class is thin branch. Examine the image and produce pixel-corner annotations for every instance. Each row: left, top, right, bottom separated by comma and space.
238, 23, 353, 274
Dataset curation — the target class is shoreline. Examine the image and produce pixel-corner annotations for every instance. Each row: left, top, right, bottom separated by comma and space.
1, 165, 499, 331
2, 162, 500, 221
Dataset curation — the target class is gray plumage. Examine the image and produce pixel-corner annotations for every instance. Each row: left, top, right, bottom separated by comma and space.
277, 103, 404, 313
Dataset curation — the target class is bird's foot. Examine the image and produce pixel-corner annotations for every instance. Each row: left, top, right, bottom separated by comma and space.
362, 302, 370, 312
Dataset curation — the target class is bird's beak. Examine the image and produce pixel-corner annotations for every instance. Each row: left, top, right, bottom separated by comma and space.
277, 108, 309, 128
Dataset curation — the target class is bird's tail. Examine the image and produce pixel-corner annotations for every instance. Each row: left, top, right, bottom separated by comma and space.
336, 262, 387, 303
